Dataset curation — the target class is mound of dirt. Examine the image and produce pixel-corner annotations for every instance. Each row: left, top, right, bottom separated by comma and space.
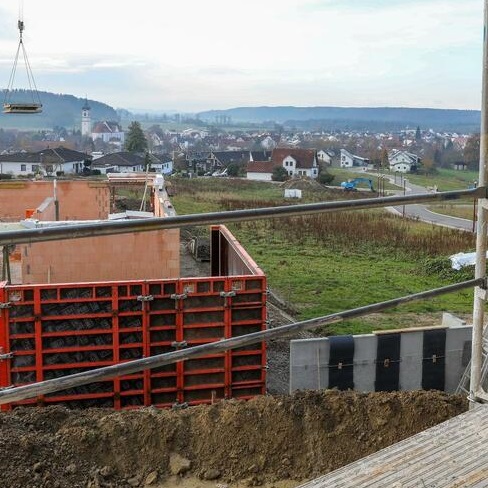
0, 390, 467, 487
279, 179, 325, 191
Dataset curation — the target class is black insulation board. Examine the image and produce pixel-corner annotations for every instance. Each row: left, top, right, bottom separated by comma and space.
422, 329, 446, 391
328, 335, 354, 390
375, 333, 401, 391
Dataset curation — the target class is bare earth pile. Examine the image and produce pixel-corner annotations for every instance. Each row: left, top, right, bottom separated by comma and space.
0, 390, 467, 488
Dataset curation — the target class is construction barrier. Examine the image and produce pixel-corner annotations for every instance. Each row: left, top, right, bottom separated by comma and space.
0, 257, 267, 410
289, 325, 471, 394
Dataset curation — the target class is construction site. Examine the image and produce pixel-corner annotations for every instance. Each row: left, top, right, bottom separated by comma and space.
1, 2, 488, 486
0, 165, 487, 488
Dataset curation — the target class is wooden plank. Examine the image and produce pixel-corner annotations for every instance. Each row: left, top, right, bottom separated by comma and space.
373, 325, 448, 335
298, 406, 488, 488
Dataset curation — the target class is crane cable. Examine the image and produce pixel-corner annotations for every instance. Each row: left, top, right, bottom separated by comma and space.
3, 0, 42, 107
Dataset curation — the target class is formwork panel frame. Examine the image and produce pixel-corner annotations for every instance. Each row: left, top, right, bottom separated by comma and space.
0, 225, 267, 409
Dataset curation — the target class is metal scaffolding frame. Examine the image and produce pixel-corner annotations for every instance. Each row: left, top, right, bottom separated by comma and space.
0, 188, 482, 247
468, 0, 488, 405
2, 0, 488, 402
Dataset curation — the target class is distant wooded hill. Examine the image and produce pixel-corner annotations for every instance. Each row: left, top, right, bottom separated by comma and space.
198, 106, 481, 132
0, 91, 118, 130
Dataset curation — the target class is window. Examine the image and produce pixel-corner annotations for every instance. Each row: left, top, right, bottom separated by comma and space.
32, 164, 39, 172
20, 164, 26, 171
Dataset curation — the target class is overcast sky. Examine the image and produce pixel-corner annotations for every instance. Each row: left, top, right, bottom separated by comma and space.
0, 0, 483, 112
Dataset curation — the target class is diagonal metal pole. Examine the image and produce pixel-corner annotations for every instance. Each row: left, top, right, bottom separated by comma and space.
0, 278, 482, 406
470, 0, 488, 404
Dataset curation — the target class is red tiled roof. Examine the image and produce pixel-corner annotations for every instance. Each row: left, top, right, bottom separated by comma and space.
247, 160, 276, 173
92, 121, 122, 134
271, 148, 316, 169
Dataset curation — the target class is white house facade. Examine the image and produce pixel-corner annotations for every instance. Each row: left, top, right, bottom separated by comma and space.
317, 150, 333, 164
247, 149, 319, 181
340, 149, 369, 168
150, 154, 174, 175
389, 150, 420, 173
272, 149, 319, 179
92, 121, 125, 146
0, 148, 89, 176
246, 161, 274, 181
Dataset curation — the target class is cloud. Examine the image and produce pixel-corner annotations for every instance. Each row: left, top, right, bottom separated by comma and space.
0, 0, 483, 110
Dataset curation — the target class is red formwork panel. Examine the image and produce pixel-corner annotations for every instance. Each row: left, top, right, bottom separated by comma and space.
0, 275, 266, 410
228, 276, 267, 401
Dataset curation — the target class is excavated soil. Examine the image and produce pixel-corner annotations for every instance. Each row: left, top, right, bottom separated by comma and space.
0, 390, 467, 488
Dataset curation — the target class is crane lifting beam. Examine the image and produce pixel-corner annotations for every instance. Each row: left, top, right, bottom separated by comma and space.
3, 11, 42, 114
3, 103, 42, 114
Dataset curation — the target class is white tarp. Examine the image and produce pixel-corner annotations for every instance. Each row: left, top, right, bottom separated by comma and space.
284, 189, 302, 198
449, 252, 486, 270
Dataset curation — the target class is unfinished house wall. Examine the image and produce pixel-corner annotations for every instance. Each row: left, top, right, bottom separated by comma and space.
0, 180, 110, 221
21, 229, 180, 284
1, 178, 181, 284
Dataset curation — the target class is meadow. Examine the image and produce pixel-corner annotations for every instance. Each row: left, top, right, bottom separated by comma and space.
170, 176, 476, 334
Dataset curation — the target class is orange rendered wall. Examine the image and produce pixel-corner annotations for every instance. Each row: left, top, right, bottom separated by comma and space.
0, 180, 110, 221
21, 229, 180, 284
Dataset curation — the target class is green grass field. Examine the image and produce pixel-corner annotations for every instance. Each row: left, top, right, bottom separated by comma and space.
401, 168, 479, 191
170, 176, 476, 335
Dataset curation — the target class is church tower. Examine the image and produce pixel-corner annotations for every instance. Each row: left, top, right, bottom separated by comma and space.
81, 98, 91, 137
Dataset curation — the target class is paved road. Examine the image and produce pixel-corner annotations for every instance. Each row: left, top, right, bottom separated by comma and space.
349, 171, 475, 232
389, 178, 475, 232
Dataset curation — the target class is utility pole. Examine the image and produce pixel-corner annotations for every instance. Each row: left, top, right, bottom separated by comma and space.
470, 0, 488, 405
402, 179, 406, 217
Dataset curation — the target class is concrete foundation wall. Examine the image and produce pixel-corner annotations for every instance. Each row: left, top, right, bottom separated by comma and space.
0, 180, 110, 221
290, 326, 472, 394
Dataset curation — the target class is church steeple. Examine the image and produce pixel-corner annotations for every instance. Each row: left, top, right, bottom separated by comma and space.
81, 97, 91, 137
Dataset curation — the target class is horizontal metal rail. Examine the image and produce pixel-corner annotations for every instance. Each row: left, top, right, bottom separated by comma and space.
0, 277, 482, 406
0, 187, 484, 246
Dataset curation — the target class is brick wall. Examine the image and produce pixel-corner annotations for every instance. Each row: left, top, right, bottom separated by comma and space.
2, 179, 180, 283
21, 229, 180, 284
0, 180, 110, 221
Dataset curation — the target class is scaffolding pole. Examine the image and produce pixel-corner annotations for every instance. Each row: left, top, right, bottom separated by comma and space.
0, 278, 482, 406
0, 187, 483, 247
471, 0, 488, 404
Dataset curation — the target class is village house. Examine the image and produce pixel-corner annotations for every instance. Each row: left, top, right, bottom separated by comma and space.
317, 149, 334, 165
340, 149, 370, 168
206, 151, 251, 173
92, 121, 125, 147
388, 149, 421, 173
0, 148, 89, 176
247, 148, 319, 181
246, 160, 276, 181
91, 152, 146, 174
90, 152, 174, 175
